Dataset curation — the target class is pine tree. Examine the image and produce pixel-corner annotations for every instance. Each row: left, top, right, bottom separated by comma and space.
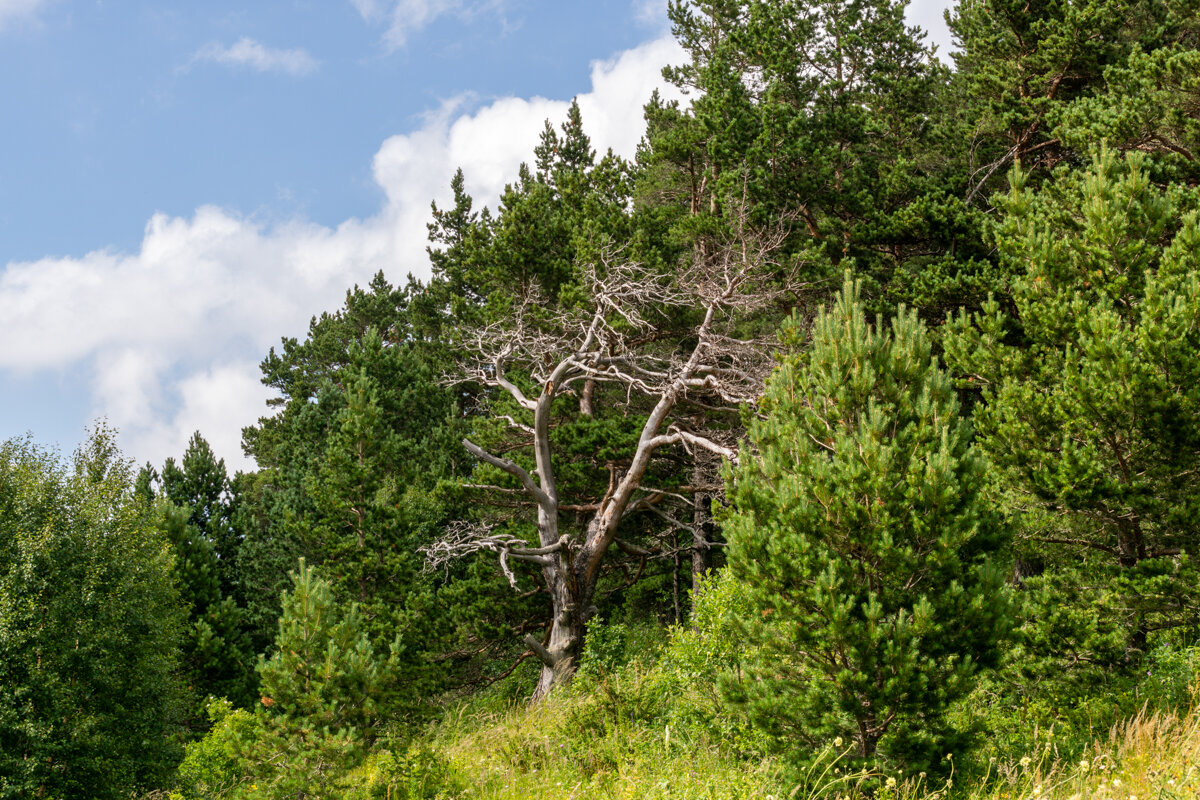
145, 433, 256, 715
302, 338, 432, 654
161, 432, 240, 596
258, 560, 394, 737
946, 0, 1200, 194
653, 0, 946, 282
427, 101, 639, 324
944, 148, 1200, 671
240, 269, 529, 698
723, 275, 1010, 769
159, 504, 255, 716
247, 560, 397, 796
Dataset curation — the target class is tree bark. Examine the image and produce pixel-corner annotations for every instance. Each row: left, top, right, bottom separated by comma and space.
673, 529, 682, 626
531, 552, 585, 698
691, 463, 712, 597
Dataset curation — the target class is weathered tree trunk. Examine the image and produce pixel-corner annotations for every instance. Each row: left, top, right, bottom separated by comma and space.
579, 378, 596, 417
529, 553, 585, 698
691, 517, 710, 592
529, 527, 607, 699
857, 717, 879, 760
1116, 516, 1146, 568
691, 460, 712, 597
672, 529, 682, 626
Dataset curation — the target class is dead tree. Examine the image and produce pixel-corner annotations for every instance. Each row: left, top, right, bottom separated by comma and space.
425, 217, 805, 698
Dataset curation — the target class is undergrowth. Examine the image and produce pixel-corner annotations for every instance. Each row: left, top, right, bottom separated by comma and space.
412, 574, 1200, 800
163, 572, 1200, 799
422, 661, 1200, 800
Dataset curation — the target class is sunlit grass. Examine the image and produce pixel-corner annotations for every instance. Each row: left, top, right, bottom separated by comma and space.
942, 707, 1200, 800
427, 667, 780, 800
420, 685, 1200, 800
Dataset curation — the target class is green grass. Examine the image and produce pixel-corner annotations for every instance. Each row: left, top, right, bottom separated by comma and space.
425, 665, 781, 800
153, 603, 1200, 799
412, 688, 1200, 800
396, 625, 1200, 800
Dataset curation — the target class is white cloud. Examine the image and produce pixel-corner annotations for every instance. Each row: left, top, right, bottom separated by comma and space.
192, 37, 319, 76
91, 349, 169, 431
0, 0, 47, 29
632, 0, 669, 28
350, 0, 503, 49
127, 361, 274, 474
0, 33, 685, 471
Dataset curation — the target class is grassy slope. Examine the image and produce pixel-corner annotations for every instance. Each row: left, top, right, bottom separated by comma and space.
427, 665, 780, 799
414, 687, 1200, 800
160, 618, 1200, 799
386, 576, 1200, 800
163, 569, 1200, 799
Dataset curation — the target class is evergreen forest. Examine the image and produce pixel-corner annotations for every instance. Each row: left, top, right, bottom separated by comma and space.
8, 0, 1200, 797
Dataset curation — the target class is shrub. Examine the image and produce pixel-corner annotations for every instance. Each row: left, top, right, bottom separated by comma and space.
0, 430, 186, 799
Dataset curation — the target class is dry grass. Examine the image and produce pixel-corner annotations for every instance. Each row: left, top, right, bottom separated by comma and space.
917, 707, 1200, 800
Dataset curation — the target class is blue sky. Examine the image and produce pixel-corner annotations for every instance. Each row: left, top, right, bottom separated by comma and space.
0, 0, 953, 471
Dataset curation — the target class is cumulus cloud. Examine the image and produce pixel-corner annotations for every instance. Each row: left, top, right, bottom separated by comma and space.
192, 37, 319, 76
0, 0, 48, 29
350, 0, 503, 49
0, 33, 685, 470
632, 0, 669, 28
127, 361, 275, 474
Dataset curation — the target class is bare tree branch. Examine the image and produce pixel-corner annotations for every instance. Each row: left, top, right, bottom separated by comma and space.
439, 205, 817, 696
462, 439, 552, 509
421, 520, 567, 589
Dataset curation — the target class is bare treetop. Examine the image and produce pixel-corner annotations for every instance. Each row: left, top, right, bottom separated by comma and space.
434, 208, 815, 698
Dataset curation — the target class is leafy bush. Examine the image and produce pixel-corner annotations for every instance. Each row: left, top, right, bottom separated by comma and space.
661, 569, 756, 678
1141, 639, 1200, 713
339, 744, 460, 800
174, 699, 262, 798
0, 430, 186, 799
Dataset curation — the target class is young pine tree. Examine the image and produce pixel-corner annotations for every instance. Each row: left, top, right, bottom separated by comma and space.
230, 560, 399, 797
258, 560, 396, 741
723, 276, 1010, 770
175, 561, 401, 799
